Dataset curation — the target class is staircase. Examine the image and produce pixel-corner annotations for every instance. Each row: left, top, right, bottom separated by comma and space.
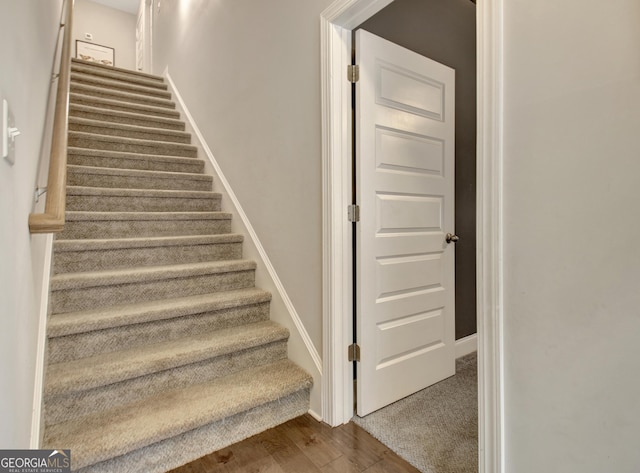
42, 58, 312, 473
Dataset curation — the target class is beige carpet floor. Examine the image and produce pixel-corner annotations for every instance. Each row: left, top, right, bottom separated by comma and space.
353, 352, 478, 473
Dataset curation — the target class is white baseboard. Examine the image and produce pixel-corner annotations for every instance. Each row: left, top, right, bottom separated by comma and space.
31, 233, 54, 448
307, 409, 323, 422
165, 70, 323, 419
455, 333, 478, 359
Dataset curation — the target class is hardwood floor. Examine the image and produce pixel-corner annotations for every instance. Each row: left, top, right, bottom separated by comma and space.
168, 414, 421, 473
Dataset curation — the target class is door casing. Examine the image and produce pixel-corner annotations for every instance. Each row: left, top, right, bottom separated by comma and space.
320, 1, 505, 472
135, 0, 153, 73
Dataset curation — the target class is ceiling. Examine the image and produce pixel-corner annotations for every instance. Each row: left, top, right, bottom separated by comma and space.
89, 0, 139, 15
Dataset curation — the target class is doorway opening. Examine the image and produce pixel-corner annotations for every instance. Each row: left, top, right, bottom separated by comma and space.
351, 27, 458, 416
320, 1, 504, 472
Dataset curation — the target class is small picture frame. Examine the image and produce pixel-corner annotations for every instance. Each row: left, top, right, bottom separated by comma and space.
76, 40, 115, 66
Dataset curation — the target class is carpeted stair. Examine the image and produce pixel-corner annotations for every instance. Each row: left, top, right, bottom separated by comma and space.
42, 58, 312, 473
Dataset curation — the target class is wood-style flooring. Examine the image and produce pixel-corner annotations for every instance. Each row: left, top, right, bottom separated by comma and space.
168, 414, 421, 473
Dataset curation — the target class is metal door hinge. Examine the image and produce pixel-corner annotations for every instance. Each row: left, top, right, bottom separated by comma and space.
347, 64, 359, 83
348, 343, 360, 362
347, 204, 360, 222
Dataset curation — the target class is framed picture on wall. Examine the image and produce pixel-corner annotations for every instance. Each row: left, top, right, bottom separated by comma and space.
76, 40, 115, 66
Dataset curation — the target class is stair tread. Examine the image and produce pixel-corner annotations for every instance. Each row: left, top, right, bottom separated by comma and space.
64, 210, 231, 221
48, 287, 268, 337
71, 83, 176, 108
70, 65, 168, 90
69, 130, 197, 150
69, 103, 183, 128
68, 147, 201, 165
72, 58, 165, 82
66, 186, 217, 198
44, 359, 311, 470
50, 259, 257, 291
69, 116, 190, 139
71, 72, 172, 98
67, 164, 211, 181
54, 233, 242, 250
69, 93, 180, 118
45, 320, 289, 395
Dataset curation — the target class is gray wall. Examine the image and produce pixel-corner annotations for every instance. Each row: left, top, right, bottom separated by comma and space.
73, 0, 136, 70
502, 0, 640, 470
151, 0, 334, 354
0, 0, 63, 447
357, 0, 477, 339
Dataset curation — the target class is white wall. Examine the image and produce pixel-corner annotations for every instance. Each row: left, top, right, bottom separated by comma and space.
152, 0, 333, 354
73, 0, 136, 70
0, 0, 63, 447
502, 1, 640, 471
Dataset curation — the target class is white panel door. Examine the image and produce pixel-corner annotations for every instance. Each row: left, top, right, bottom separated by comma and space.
356, 29, 456, 416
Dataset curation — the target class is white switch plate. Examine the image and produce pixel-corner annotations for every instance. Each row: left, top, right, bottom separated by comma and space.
85, 32, 93, 40
2, 99, 9, 161
2, 98, 17, 165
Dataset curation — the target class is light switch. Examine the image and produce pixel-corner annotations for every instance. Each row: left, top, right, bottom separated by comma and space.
85, 33, 93, 40
3, 98, 19, 165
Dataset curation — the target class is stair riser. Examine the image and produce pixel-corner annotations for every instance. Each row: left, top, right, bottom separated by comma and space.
70, 69, 167, 91
71, 388, 310, 473
71, 66, 166, 88
71, 61, 165, 85
68, 153, 204, 174
65, 194, 220, 213
69, 108, 185, 131
70, 95, 179, 119
48, 302, 270, 363
51, 269, 256, 314
70, 84, 175, 109
54, 239, 240, 273
68, 134, 198, 158
71, 74, 172, 99
45, 340, 286, 427
67, 172, 212, 192
59, 218, 232, 240
68, 122, 190, 144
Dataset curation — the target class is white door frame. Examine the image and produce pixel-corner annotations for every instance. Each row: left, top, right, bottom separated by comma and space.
145, 0, 153, 73
136, 0, 153, 73
320, 0, 505, 472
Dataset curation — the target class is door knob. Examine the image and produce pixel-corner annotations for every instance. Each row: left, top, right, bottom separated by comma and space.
446, 233, 459, 244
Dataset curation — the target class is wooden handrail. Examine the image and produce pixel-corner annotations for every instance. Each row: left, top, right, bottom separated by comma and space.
29, 0, 74, 233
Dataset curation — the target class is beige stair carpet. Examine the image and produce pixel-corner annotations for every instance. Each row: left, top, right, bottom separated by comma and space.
41, 58, 311, 473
